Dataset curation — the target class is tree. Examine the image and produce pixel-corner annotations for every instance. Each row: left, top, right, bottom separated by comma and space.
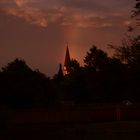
133, 0, 140, 16
84, 45, 109, 71
2, 58, 32, 76
132, 0, 140, 26
110, 36, 140, 101
67, 59, 80, 73
112, 36, 140, 69
0, 58, 51, 108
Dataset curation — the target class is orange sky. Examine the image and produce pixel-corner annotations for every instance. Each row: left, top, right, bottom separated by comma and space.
0, 0, 139, 76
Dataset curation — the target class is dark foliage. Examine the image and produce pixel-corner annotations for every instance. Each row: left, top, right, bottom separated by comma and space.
109, 36, 140, 101
67, 59, 80, 73
84, 46, 109, 72
132, 0, 140, 27
1, 37, 140, 110
0, 35, 140, 110
0, 59, 53, 109
133, 0, 140, 17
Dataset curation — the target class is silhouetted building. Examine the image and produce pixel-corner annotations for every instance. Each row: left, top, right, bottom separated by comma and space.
63, 44, 71, 75
57, 64, 64, 80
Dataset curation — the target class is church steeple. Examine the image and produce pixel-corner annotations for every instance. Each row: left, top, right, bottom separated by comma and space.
64, 43, 71, 75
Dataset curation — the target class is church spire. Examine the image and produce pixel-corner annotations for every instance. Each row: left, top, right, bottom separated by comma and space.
64, 43, 71, 75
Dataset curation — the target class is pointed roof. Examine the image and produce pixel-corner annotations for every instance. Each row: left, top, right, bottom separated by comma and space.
64, 43, 70, 67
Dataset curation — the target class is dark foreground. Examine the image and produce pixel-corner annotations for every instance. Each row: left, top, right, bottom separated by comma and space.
0, 121, 140, 140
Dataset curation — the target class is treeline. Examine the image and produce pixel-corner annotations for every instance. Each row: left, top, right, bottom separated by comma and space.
54, 36, 140, 104
0, 35, 140, 109
0, 0, 140, 110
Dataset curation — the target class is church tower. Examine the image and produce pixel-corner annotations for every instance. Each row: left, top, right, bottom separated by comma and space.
63, 44, 71, 75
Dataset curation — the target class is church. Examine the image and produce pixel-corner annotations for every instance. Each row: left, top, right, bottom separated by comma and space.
63, 44, 71, 75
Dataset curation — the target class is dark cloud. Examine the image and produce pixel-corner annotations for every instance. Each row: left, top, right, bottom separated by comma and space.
54, 0, 134, 12
0, 0, 135, 28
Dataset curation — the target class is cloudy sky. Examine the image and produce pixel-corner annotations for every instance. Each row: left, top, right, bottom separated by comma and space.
0, 0, 139, 76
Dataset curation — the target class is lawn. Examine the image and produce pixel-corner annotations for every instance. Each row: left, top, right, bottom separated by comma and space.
0, 121, 140, 140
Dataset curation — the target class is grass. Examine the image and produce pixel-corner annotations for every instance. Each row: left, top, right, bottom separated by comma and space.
0, 121, 140, 140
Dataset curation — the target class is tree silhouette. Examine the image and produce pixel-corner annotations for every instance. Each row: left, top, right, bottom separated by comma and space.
0, 58, 52, 109
111, 36, 140, 101
2, 58, 33, 77
67, 59, 80, 73
112, 36, 140, 69
132, 0, 140, 27
84, 45, 109, 72
133, 0, 140, 16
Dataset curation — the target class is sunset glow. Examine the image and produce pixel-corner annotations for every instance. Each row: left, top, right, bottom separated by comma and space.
0, 0, 139, 76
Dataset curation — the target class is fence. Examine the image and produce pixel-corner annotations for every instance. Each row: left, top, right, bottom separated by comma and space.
11, 104, 140, 123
